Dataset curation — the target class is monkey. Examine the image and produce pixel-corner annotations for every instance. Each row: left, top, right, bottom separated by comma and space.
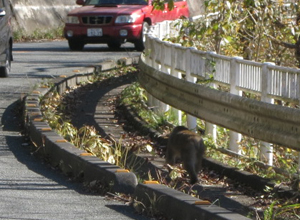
165, 126, 206, 184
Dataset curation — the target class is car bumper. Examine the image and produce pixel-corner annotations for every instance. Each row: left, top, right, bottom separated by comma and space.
64, 24, 142, 43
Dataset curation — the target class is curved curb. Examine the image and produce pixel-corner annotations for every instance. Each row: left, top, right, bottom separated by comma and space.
134, 183, 250, 220
23, 56, 251, 220
24, 58, 139, 195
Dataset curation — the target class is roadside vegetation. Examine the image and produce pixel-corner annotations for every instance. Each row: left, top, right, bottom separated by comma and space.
167, 0, 300, 68
13, 26, 64, 42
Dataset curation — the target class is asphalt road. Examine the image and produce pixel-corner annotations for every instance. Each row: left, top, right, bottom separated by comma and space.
0, 40, 147, 220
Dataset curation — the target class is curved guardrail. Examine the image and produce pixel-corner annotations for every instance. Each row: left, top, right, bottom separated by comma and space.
138, 56, 300, 151
140, 19, 300, 165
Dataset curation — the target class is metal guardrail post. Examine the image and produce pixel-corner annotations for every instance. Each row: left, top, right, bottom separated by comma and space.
161, 41, 168, 73
186, 47, 198, 131
229, 57, 243, 153
170, 43, 183, 125
205, 52, 217, 142
144, 35, 155, 109
155, 37, 169, 114
260, 62, 275, 166
144, 35, 151, 65
149, 37, 166, 113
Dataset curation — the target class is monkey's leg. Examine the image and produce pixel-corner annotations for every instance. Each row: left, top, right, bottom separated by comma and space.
183, 152, 198, 184
195, 156, 202, 174
195, 139, 205, 175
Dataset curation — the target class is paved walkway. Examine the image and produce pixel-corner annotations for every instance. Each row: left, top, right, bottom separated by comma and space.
70, 74, 135, 141
0, 78, 148, 220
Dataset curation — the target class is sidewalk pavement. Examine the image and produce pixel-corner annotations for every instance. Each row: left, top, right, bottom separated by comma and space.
0, 77, 149, 220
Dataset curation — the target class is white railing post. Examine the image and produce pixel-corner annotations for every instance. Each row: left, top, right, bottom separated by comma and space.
186, 47, 198, 131
229, 57, 243, 153
155, 40, 169, 113
298, 152, 300, 172
152, 38, 160, 70
170, 43, 183, 125
205, 51, 217, 141
261, 62, 275, 166
144, 36, 165, 112
144, 35, 151, 65
205, 123, 217, 142
143, 35, 154, 108
161, 42, 168, 74
149, 38, 159, 110
147, 91, 154, 109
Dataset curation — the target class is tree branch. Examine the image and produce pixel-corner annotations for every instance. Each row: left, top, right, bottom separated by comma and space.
266, 34, 296, 49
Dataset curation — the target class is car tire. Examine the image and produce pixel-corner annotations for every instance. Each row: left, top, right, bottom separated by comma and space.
0, 46, 11, 77
107, 41, 121, 50
134, 21, 150, 51
68, 40, 84, 51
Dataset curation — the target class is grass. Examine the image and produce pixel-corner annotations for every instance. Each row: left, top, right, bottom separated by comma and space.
120, 82, 173, 133
40, 68, 134, 168
13, 26, 64, 42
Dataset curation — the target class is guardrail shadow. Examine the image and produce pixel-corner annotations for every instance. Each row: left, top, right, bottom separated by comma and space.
12, 42, 137, 53
1, 100, 91, 194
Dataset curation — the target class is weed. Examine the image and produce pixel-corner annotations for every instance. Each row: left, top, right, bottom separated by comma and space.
120, 82, 175, 131
263, 200, 300, 220
13, 26, 64, 42
133, 192, 164, 217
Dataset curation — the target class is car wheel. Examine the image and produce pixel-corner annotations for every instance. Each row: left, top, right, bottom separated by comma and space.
134, 21, 150, 51
0, 46, 11, 77
107, 41, 121, 50
68, 40, 84, 51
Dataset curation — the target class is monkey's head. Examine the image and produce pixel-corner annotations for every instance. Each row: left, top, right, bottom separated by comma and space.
171, 126, 188, 134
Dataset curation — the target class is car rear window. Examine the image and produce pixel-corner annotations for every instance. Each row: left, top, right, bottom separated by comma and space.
85, 0, 147, 5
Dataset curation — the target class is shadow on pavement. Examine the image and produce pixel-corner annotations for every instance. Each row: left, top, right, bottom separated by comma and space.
1, 100, 90, 194
13, 45, 137, 53
105, 204, 150, 220
1, 100, 151, 220
70, 72, 137, 139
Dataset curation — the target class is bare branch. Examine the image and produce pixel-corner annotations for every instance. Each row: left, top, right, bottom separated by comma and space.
266, 34, 296, 49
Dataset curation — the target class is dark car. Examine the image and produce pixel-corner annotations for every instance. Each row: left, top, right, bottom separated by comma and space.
0, 0, 12, 77
64, 0, 189, 51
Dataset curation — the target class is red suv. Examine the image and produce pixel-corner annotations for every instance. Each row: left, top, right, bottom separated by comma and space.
64, 0, 189, 51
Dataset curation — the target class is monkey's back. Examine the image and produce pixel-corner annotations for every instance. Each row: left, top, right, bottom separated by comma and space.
168, 127, 205, 157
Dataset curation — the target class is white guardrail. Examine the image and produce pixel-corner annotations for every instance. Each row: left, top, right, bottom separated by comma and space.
138, 20, 300, 167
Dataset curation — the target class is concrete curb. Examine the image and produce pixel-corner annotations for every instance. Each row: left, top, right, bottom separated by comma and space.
134, 183, 250, 220
24, 58, 139, 195
23, 57, 251, 220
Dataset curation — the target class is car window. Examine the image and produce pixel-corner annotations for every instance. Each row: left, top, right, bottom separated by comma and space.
85, 0, 147, 5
